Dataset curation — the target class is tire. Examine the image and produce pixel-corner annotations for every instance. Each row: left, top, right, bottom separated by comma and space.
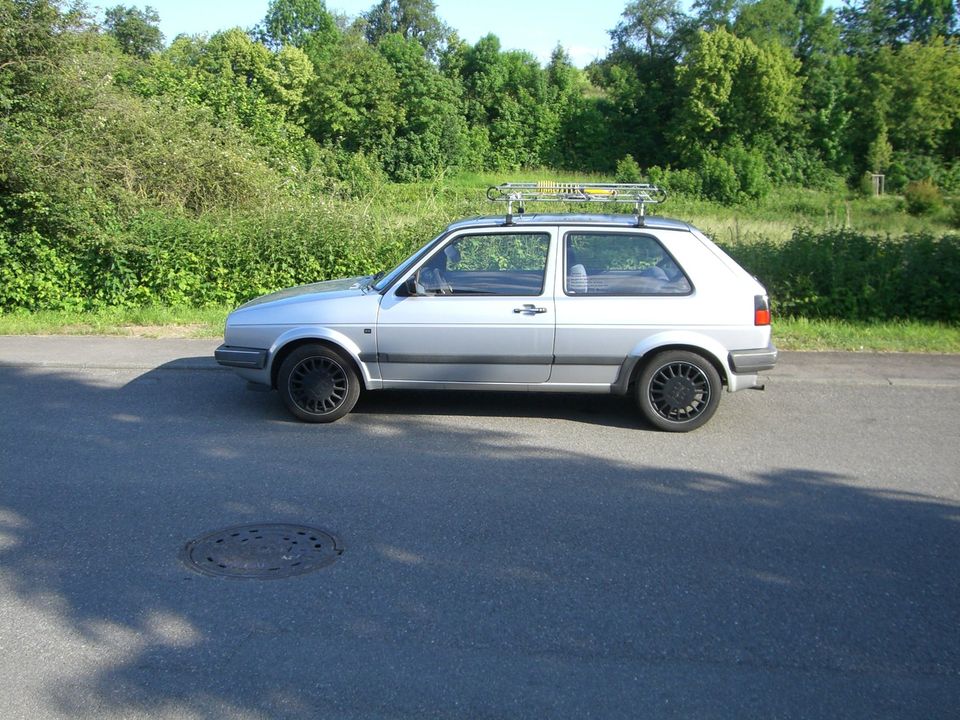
277, 344, 360, 423
637, 350, 721, 432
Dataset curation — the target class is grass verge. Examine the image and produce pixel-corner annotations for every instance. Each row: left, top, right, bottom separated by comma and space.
0, 306, 228, 338
1, 308, 959, 353
774, 317, 960, 352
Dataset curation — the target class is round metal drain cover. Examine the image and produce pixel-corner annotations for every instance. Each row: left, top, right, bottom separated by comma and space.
181, 523, 342, 579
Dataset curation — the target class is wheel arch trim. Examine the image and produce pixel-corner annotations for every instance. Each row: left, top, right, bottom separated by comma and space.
611, 331, 732, 395
267, 328, 374, 390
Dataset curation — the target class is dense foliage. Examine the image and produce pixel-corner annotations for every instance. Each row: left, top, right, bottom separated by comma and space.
4, 203, 958, 321
722, 230, 960, 321
1, 0, 959, 319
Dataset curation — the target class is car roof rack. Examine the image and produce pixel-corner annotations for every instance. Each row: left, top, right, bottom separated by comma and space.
486, 181, 667, 226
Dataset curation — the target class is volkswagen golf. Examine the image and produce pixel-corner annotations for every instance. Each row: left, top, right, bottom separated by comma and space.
215, 182, 777, 431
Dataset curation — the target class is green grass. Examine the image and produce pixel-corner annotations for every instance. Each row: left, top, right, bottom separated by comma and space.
2, 307, 958, 353
774, 317, 960, 352
0, 306, 228, 338
674, 190, 958, 245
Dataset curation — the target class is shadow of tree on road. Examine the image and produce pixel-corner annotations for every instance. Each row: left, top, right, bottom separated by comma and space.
0, 360, 958, 718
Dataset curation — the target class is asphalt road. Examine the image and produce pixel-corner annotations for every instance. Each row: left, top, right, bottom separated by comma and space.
1, 337, 959, 719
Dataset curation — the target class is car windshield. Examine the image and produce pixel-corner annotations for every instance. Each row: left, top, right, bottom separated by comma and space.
370, 231, 447, 292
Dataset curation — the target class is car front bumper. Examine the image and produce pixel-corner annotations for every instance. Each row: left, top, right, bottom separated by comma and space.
214, 344, 268, 370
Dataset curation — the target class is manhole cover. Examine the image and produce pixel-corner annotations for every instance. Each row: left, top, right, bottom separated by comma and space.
180, 523, 343, 579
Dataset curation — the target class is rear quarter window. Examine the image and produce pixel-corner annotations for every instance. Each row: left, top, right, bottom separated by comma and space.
564, 232, 693, 296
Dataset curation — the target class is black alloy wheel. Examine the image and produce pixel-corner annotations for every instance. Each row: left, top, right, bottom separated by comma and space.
637, 350, 721, 432
278, 344, 360, 422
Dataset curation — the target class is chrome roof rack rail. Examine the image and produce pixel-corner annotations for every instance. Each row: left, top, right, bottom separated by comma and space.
486, 181, 667, 226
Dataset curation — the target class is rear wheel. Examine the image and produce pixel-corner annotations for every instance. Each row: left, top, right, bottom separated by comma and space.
278, 344, 360, 423
637, 350, 721, 432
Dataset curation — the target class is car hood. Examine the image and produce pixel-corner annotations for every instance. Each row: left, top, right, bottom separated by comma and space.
236, 276, 371, 310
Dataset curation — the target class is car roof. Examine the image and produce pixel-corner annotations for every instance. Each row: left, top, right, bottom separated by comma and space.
446, 214, 694, 233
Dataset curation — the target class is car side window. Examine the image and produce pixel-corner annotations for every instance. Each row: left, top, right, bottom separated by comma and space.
417, 233, 550, 296
564, 232, 692, 296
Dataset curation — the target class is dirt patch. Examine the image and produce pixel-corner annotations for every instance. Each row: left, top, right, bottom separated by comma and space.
54, 323, 213, 338
117, 324, 211, 338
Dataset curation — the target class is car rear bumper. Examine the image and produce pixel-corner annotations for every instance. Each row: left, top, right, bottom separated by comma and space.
729, 344, 778, 374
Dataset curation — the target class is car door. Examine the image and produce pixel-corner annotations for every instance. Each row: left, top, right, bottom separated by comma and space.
376, 228, 556, 384
552, 228, 697, 384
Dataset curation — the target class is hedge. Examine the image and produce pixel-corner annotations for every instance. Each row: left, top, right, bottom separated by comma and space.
2, 220, 959, 323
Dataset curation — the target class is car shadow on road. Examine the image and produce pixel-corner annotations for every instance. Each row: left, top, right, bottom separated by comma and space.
1, 360, 958, 718
352, 388, 647, 429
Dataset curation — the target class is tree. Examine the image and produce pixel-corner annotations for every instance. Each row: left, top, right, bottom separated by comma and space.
734, 0, 801, 50
582, 31, 684, 171
691, 0, 741, 31
546, 45, 577, 94
140, 29, 315, 169
459, 34, 559, 169
866, 124, 893, 172
301, 29, 402, 156
672, 28, 802, 160
874, 38, 960, 157
543, 46, 588, 167
200, 29, 313, 112
375, 32, 468, 178
892, 0, 957, 42
611, 0, 682, 56
255, 0, 337, 50
103, 4, 163, 59
840, 0, 955, 51
1, 0, 66, 113
363, 0, 451, 60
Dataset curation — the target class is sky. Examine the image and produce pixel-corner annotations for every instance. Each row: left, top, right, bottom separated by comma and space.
101, 0, 632, 67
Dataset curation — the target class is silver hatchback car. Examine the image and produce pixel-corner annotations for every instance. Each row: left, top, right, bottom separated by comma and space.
215, 183, 776, 431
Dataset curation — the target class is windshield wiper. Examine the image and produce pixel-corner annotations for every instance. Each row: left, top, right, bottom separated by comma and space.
362, 270, 386, 290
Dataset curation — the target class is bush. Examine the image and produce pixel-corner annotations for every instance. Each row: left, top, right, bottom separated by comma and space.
903, 179, 942, 216
886, 160, 909, 192
763, 146, 846, 191
0, 201, 426, 312
938, 161, 960, 193
698, 154, 740, 204
722, 145, 771, 200
615, 154, 643, 183
0, 229, 86, 311
667, 168, 704, 197
721, 229, 960, 322
897, 154, 942, 186
310, 146, 386, 199
646, 166, 703, 198
5, 200, 960, 325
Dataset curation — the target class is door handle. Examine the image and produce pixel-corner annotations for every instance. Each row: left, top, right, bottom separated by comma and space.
514, 304, 547, 314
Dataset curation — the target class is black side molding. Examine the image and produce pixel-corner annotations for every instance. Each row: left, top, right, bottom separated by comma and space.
215, 345, 268, 369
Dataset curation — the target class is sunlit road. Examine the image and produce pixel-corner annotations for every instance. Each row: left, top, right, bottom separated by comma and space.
1, 337, 959, 719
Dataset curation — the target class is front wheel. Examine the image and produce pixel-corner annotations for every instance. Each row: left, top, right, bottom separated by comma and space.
637, 351, 721, 432
278, 344, 360, 423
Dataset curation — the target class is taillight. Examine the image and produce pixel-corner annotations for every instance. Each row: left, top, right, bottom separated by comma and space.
754, 295, 771, 326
